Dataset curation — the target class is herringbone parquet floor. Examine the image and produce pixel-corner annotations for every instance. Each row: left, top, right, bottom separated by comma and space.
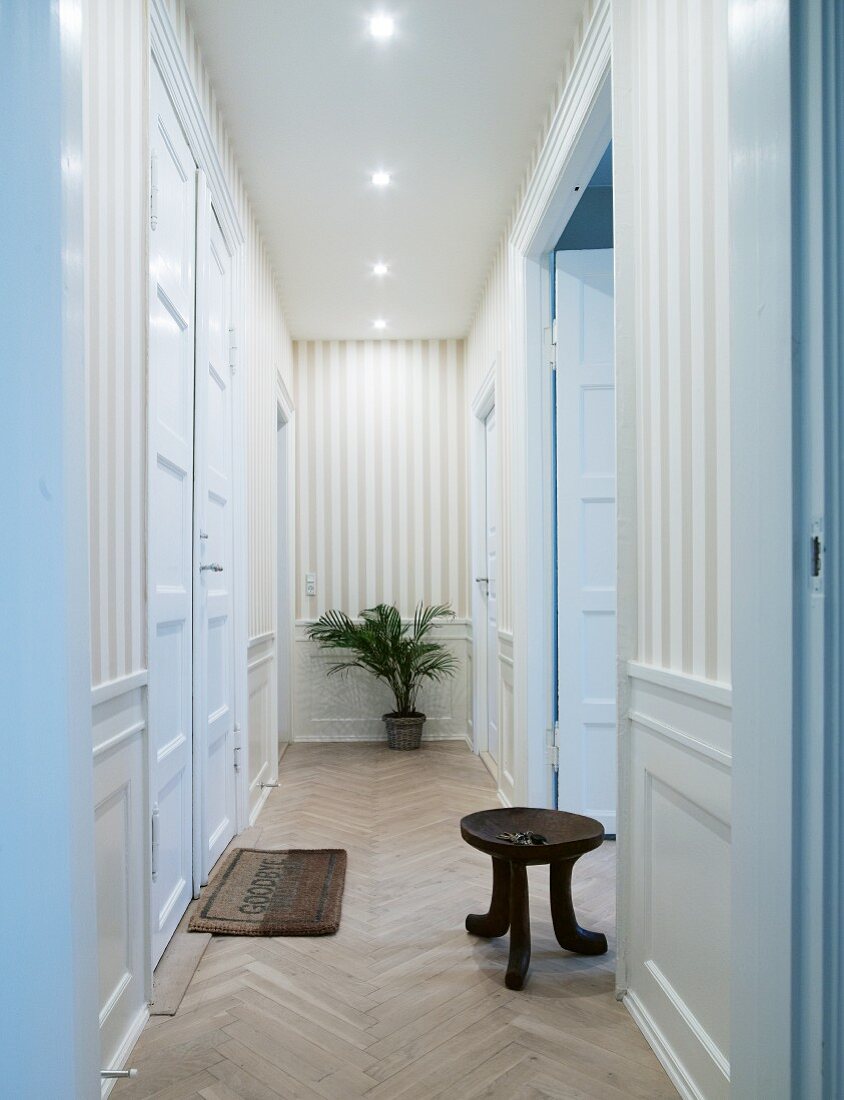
116, 742, 676, 1099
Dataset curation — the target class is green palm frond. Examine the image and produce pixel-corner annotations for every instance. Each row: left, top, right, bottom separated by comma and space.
306, 602, 459, 716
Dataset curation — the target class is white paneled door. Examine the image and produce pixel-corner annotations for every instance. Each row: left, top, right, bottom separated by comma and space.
148, 60, 197, 966
484, 408, 500, 765
555, 249, 617, 833
194, 187, 237, 883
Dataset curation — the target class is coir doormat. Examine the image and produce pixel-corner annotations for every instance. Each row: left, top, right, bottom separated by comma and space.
189, 848, 346, 936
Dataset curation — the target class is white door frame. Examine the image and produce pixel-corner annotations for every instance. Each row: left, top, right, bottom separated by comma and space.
727, 2, 794, 1094
275, 375, 296, 764
470, 362, 496, 771
508, 0, 613, 813
149, 0, 249, 928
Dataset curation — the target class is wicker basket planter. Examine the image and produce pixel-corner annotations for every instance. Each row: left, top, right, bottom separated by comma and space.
383, 712, 426, 751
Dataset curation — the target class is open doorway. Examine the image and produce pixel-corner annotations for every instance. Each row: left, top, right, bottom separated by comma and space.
471, 366, 499, 784
552, 144, 617, 834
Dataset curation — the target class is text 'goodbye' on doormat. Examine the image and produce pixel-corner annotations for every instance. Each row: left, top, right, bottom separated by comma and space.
188, 848, 346, 936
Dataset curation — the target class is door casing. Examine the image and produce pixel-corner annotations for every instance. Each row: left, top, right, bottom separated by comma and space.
470, 364, 498, 783
148, 0, 249, 984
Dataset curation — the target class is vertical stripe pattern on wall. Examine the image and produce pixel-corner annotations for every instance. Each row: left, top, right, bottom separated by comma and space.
83, 0, 147, 688
467, 0, 731, 685
293, 340, 467, 621
466, 0, 595, 637
628, 0, 731, 684
164, 0, 295, 645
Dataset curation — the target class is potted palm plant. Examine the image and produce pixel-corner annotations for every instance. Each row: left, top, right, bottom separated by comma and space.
306, 603, 458, 750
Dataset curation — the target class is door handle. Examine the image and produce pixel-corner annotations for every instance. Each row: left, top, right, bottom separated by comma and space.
200, 562, 224, 573
475, 576, 490, 584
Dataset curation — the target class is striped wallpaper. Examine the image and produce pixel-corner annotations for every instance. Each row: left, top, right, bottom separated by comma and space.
83, 0, 147, 687
468, 0, 731, 685
624, 0, 731, 684
163, 0, 295, 644
466, 0, 596, 636
293, 339, 468, 621
83, 0, 295, 690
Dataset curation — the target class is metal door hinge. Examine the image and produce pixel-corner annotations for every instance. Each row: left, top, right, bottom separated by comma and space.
151, 804, 160, 881
811, 517, 824, 594
233, 723, 241, 772
544, 321, 558, 370
546, 722, 560, 772
229, 327, 238, 374
150, 150, 159, 231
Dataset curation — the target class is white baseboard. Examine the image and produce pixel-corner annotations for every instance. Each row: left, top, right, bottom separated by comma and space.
249, 782, 273, 826
623, 991, 702, 1100
291, 730, 468, 744
100, 1004, 149, 1098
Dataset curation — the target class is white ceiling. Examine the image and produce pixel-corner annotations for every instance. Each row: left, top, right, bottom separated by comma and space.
184, 0, 588, 339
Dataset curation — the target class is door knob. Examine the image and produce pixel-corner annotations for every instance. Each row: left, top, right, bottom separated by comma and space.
200, 562, 223, 573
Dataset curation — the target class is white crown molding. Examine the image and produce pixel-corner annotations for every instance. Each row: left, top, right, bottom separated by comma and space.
510, 0, 611, 254
471, 357, 497, 419
276, 372, 295, 420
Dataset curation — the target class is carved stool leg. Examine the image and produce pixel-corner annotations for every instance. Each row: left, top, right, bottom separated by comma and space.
550, 858, 608, 955
466, 857, 510, 937
505, 861, 531, 990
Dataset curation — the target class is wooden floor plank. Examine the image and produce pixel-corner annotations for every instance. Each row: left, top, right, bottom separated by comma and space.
116, 743, 674, 1099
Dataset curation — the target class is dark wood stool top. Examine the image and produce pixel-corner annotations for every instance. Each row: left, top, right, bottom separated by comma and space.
461, 807, 604, 864
460, 806, 607, 990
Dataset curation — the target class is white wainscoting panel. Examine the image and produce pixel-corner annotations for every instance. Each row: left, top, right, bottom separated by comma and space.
247, 636, 275, 821
294, 620, 470, 743
92, 680, 148, 1079
497, 632, 516, 805
625, 663, 732, 1100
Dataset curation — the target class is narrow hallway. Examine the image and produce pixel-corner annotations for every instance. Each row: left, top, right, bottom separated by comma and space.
117, 745, 673, 1099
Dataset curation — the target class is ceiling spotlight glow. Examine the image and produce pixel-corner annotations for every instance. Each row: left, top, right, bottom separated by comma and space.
373, 262, 389, 276
369, 14, 395, 40
373, 318, 387, 330
371, 170, 391, 188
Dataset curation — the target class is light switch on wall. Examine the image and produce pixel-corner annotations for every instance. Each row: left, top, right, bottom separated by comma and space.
305, 572, 317, 598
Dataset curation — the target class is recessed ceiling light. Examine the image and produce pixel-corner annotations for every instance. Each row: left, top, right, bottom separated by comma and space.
373, 262, 389, 276
369, 14, 395, 40
371, 171, 391, 188
373, 319, 387, 330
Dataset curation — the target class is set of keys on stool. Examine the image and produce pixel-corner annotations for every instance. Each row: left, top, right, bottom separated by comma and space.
496, 830, 548, 845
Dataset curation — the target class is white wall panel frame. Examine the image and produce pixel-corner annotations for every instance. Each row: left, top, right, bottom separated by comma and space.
626, 666, 732, 1099
92, 687, 149, 1085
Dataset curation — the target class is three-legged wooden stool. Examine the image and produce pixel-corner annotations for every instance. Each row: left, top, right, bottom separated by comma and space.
460, 807, 607, 990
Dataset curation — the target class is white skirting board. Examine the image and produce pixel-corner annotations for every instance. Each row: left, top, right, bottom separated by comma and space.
623, 991, 702, 1100
100, 1004, 149, 1098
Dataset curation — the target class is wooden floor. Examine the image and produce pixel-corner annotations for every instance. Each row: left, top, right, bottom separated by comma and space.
117, 742, 675, 1099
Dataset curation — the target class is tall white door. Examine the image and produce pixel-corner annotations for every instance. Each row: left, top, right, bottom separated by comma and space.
148, 60, 197, 964
484, 408, 499, 764
555, 249, 616, 832
194, 189, 237, 883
